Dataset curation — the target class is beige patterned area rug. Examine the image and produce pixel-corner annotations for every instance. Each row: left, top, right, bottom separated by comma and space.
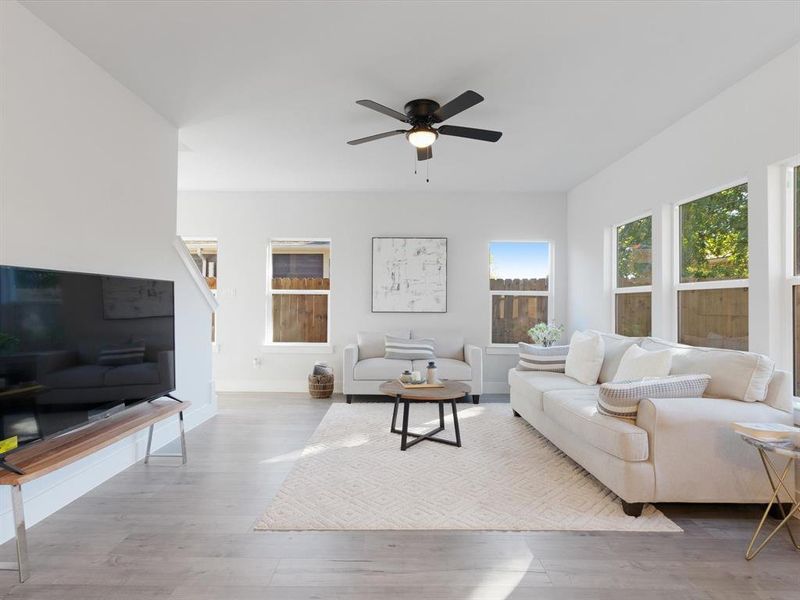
256, 403, 680, 532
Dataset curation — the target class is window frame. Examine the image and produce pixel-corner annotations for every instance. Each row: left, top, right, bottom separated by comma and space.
611, 212, 653, 336
265, 238, 332, 348
672, 179, 749, 347
487, 240, 555, 350
784, 160, 800, 403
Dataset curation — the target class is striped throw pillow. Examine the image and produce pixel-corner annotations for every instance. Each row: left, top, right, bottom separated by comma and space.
597, 374, 711, 421
97, 340, 146, 366
517, 343, 568, 372
384, 335, 435, 361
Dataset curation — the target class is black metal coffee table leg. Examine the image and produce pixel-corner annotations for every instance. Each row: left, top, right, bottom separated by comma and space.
438, 402, 444, 429
400, 398, 410, 451
451, 399, 462, 447
390, 396, 400, 433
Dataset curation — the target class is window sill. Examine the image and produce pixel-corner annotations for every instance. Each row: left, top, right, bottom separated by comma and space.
485, 345, 519, 356
261, 343, 334, 354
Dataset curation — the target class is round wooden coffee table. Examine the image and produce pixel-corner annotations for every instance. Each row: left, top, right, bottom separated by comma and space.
379, 380, 470, 451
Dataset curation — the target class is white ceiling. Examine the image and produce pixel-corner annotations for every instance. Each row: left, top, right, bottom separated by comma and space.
21, 1, 800, 192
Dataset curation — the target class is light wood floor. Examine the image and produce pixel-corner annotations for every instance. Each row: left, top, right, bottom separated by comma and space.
0, 393, 798, 599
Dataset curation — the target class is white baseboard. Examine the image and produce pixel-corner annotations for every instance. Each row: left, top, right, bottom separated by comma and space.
216, 379, 342, 394
0, 382, 218, 544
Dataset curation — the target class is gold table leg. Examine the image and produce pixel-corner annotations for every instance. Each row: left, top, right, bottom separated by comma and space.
745, 450, 800, 560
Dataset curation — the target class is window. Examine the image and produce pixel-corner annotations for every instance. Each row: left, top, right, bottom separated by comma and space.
677, 183, 748, 350
183, 238, 218, 343
489, 242, 551, 344
268, 240, 330, 344
614, 216, 652, 336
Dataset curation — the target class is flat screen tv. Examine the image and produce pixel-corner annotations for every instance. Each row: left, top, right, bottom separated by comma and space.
0, 265, 175, 472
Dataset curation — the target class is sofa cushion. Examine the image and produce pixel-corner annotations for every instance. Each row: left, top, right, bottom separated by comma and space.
353, 357, 412, 381
411, 330, 464, 360
641, 338, 775, 402
613, 344, 672, 382
508, 369, 597, 411
565, 330, 605, 385
542, 388, 650, 462
591, 331, 642, 383
357, 330, 410, 360
385, 335, 435, 360
412, 358, 471, 381
517, 342, 568, 372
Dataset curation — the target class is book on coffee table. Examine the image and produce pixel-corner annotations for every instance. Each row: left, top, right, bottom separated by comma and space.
733, 422, 800, 442
397, 380, 445, 389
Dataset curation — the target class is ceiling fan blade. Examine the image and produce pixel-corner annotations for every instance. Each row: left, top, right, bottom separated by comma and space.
416, 146, 432, 161
347, 130, 406, 145
433, 90, 484, 122
437, 125, 502, 142
356, 99, 408, 122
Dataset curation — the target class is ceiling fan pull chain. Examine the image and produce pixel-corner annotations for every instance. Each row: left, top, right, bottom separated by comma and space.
414, 151, 417, 175
426, 151, 430, 183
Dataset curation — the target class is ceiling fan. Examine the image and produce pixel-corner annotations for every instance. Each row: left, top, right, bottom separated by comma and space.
347, 90, 502, 161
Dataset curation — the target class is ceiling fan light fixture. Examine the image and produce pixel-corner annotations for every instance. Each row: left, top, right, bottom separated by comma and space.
406, 126, 438, 149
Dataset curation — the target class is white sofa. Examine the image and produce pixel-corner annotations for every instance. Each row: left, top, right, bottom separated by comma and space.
343, 330, 483, 403
509, 331, 796, 516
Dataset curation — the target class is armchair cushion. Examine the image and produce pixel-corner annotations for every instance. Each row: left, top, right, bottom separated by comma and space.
357, 330, 410, 359
412, 358, 471, 381
353, 358, 412, 380
411, 329, 464, 360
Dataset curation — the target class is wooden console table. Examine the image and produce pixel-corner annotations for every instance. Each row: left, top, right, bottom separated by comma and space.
0, 399, 190, 582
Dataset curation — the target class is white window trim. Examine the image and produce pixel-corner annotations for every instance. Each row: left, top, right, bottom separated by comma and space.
611, 213, 653, 335
783, 160, 800, 408
487, 240, 555, 349
265, 238, 331, 347
673, 180, 750, 344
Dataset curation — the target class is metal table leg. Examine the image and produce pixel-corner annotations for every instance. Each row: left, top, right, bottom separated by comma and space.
144, 411, 188, 464
745, 450, 799, 560
0, 485, 30, 582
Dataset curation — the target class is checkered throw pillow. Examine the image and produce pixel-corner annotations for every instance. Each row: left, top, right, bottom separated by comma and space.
517, 343, 569, 373
597, 374, 712, 421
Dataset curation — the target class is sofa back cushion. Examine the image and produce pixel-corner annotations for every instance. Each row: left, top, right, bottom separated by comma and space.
357, 330, 410, 359
640, 338, 775, 402
589, 331, 642, 383
565, 330, 605, 385
517, 343, 568, 372
384, 335, 435, 361
411, 330, 464, 360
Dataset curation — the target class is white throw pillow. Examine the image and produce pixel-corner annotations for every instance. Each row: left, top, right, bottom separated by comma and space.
564, 330, 605, 385
613, 344, 673, 382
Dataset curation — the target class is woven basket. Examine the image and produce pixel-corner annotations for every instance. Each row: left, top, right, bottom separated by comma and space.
308, 373, 334, 399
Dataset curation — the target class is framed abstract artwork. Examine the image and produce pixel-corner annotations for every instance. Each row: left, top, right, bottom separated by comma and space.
371, 237, 447, 313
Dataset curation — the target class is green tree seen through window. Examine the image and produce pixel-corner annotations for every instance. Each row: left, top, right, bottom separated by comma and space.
680, 183, 748, 283
616, 216, 652, 288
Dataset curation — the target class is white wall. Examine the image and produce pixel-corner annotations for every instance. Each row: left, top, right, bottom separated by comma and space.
178, 191, 567, 393
0, 1, 214, 542
566, 43, 800, 373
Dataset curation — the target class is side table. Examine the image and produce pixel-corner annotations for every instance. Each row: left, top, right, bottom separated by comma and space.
737, 434, 800, 560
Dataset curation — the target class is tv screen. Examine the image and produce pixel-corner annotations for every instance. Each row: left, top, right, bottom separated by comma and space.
0, 265, 175, 460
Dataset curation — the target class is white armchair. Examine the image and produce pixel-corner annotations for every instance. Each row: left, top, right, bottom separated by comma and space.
343, 330, 483, 404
